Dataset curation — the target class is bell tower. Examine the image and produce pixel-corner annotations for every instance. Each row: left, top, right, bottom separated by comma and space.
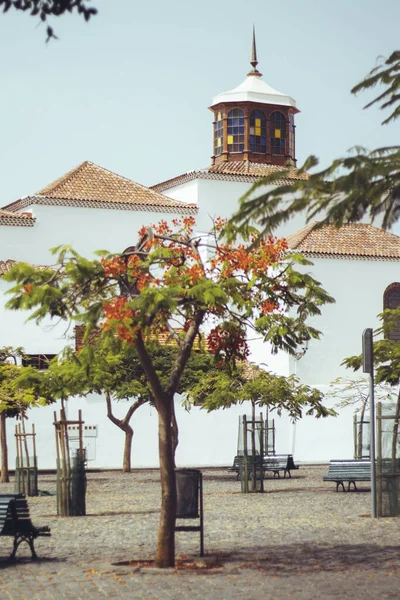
210, 28, 300, 167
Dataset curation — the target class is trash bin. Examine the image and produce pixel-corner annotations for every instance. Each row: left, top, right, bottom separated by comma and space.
176, 469, 201, 518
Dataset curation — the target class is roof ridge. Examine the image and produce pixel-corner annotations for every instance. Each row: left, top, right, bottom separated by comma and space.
37, 160, 92, 195
287, 222, 318, 249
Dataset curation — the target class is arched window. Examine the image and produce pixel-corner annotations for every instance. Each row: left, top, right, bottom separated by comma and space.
270, 111, 286, 155
249, 110, 266, 153
288, 113, 295, 160
383, 283, 400, 341
214, 111, 223, 156
227, 109, 244, 153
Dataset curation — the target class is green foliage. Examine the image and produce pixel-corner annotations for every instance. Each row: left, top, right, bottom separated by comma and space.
186, 363, 336, 420
0, 347, 51, 417
46, 334, 218, 405
228, 50, 400, 239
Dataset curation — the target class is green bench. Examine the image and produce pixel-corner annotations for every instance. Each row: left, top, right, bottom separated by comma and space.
0, 493, 51, 559
323, 459, 371, 492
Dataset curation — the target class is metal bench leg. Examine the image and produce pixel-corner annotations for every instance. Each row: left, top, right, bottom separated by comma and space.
348, 481, 357, 492
336, 481, 345, 492
9, 535, 38, 560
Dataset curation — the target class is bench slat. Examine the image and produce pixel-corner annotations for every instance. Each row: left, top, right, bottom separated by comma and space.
323, 459, 372, 491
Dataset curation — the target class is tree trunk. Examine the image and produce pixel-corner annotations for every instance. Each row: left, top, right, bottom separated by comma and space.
122, 427, 133, 473
155, 395, 176, 568
105, 391, 145, 473
0, 413, 9, 483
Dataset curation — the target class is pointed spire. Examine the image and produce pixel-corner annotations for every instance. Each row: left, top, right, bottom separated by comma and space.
248, 25, 262, 77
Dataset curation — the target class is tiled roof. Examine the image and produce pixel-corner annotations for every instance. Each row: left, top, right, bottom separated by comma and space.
0, 259, 16, 275
3, 161, 197, 216
0, 209, 35, 227
152, 160, 308, 192
287, 222, 400, 260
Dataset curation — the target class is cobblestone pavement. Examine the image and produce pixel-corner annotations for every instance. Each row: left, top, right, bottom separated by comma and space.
1, 466, 400, 599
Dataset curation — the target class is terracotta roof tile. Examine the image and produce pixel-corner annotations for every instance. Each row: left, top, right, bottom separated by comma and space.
207, 161, 308, 179
287, 222, 400, 260
152, 160, 308, 192
3, 161, 197, 216
0, 259, 16, 275
0, 210, 35, 227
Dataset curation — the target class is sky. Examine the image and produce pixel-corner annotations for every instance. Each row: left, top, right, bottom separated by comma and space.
0, 0, 399, 204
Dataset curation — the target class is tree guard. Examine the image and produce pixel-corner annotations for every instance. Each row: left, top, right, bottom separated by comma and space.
14, 422, 38, 497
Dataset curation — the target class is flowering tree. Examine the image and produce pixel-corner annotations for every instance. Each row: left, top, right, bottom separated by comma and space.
4, 216, 334, 566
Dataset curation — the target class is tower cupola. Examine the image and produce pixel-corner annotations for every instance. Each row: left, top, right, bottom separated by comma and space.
209, 28, 300, 167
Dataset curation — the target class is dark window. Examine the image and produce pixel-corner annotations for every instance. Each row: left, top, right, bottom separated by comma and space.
227, 109, 244, 153
270, 111, 286, 155
22, 354, 56, 370
249, 110, 266, 153
214, 111, 223, 156
383, 283, 400, 341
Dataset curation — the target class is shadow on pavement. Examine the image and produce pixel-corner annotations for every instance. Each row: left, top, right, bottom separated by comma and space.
217, 543, 400, 575
0, 556, 64, 570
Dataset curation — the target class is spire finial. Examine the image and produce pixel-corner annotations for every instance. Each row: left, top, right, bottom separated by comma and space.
248, 25, 262, 77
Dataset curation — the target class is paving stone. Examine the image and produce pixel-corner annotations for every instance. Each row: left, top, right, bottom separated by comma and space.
0, 466, 399, 598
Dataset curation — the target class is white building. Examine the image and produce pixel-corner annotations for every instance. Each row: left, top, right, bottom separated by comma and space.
1, 42, 400, 469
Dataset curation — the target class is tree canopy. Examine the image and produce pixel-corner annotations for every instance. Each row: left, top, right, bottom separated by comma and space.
3, 216, 334, 567
187, 361, 334, 420
0, 346, 50, 483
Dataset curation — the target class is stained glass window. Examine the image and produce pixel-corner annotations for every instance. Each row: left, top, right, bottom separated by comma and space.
214, 111, 223, 156
227, 109, 244, 153
250, 110, 266, 153
270, 111, 286, 155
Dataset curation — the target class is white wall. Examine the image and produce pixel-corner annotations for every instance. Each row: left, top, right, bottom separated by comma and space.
164, 177, 308, 238
10, 203, 194, 265
2, 179, 400, 468
294, 257, 398, 386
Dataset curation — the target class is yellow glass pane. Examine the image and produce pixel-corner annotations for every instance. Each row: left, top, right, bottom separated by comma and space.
217, 137, 222, 147
227, 135, 233, 144
255, 118, 261, 127
275, 129, 281, 138
255, 127, 261, 136
217, 112, 222, 121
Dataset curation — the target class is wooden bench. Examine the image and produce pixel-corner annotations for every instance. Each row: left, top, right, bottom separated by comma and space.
323, 459, 371, 492
0, 493, 51, 559
228, 454, 298, 479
